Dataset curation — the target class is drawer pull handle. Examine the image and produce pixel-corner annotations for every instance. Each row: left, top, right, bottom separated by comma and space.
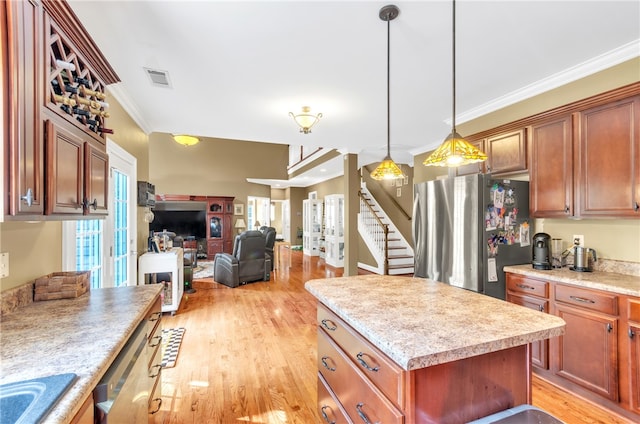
149, 364, 162, 378
321, 319, 337, 331
630, 328, 636, 339
149, 397, 162, 414
149, 312, 162, 322
356, 352, 380, 372
516, 283, 534, 290
356, 403, 379, 424
320, 405, 336, 424
569, 295, 595, 304
321, 356, 336, 372
149, 335, 162, 348
539, 304, 544, 312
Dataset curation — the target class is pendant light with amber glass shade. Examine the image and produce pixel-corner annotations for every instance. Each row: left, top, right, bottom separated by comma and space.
423, 0, 487, 167
371, 5, 406, 181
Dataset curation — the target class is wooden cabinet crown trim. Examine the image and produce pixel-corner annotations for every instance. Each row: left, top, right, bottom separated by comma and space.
42, 0, 119, 84
467, 82, 640, 142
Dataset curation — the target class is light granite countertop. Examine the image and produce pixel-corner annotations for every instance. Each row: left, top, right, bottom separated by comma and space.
504, 264, 640, 297
0, 284, 162, 424
305, 275, 566, 371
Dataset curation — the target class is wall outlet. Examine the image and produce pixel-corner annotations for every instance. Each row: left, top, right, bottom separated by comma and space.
0, 252, 8, 278
573, 235, 584, 246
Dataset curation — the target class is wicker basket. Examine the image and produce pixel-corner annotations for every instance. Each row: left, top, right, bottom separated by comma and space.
34, 271, 90, 301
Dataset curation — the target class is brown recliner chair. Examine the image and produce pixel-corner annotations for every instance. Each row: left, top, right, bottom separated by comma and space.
213, 230, 271, 288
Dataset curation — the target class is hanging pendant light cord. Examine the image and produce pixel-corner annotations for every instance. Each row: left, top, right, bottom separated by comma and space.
386, 13, 391, 158
452, 0, 457, 133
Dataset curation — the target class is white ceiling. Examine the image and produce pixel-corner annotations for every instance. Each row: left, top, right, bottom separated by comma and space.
68, 0, 640, 187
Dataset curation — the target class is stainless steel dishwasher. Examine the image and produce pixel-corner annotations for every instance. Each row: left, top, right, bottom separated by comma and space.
94, 319, 149, 423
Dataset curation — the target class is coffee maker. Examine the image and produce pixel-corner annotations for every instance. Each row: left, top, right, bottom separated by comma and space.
532, 233, 551, 270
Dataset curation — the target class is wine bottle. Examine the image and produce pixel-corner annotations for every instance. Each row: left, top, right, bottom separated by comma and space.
74, 76, 91, 88
51, 80, 63, 95
53, 94, 76, 106
55, 59, 76, 71
72, 106, 90, 117
79, 85, 106, 100
98, 127, 114, 134
64, 84, 78, 94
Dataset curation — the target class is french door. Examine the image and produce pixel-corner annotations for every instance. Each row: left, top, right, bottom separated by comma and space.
63, 141, 137, 288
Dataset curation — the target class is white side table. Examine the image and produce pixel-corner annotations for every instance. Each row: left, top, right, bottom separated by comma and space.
138, 248, 184, 315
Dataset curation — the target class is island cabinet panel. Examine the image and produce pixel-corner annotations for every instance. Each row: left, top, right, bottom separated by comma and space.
318, 303, 404, 406
317, 302, 532, 423
576, 96, 640, 217
318, 330, 404, 424
318, 373, 352, 424
506, 274, 549, 369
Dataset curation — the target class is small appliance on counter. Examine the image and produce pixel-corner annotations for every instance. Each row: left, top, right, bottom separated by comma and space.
571, 246, 597, 272
532, 233, 551, 270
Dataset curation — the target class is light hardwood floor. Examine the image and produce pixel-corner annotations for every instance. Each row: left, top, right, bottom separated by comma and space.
153, 251, 633, 424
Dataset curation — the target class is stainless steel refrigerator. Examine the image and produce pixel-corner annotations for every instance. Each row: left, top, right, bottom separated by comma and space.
413, 174, 531, 300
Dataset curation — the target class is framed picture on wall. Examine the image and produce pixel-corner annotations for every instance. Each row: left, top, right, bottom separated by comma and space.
234, 204, 244, 215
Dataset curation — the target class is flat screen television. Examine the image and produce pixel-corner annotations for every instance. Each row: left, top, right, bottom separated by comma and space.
149, 210, 206, 239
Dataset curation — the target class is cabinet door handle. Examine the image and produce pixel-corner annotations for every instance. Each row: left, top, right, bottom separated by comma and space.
564, 205, 570, 214
149, 397, 162, 414
321, 356, 336, 372
149, 335, 162, 348
539, 305, 545, 312
149, 364, 162, 378
634, 202, 639, 212
356, 403, 379, 424
321, 319, 337, 331
83, 198, 98, 210
516, 283, 534, 290
569, 295, 595, 304
320, 406, 336, 424
356, 352, 380, 372
630, 328, 636, 338
606, 323, 613, 333
20, 188, 34, 206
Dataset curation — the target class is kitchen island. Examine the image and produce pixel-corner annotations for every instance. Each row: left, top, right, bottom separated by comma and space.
0, 284, 162, 423
305, 275, 566, 423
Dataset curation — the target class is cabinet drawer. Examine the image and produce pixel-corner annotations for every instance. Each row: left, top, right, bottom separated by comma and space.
318, 372, 353, 424
506, 274, 548, 298
318, 303, 404, 406
555, 284, 618, 315
318, 330, 403, 424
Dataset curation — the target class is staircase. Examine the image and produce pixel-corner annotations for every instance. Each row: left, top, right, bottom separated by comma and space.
358, 184, 414, 275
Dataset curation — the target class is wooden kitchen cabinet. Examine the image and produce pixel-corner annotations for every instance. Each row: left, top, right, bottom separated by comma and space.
552, 284, 619, 401
455, 139, 486, 176
69, 394, 94, 424
486, 129, 527, 175
3, 0, 118, 220
506, 274, 549, 369
529, 90, 640, 218
576, 96, 640, 217
3, 0, 45, 217
529, 115, 574, 217
626, 298, 640, 415
44, 118, 108, 216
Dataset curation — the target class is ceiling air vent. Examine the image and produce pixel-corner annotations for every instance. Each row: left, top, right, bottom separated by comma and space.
144, 67, 172, 88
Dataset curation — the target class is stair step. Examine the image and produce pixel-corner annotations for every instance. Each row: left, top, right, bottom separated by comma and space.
389, 254, 413, 259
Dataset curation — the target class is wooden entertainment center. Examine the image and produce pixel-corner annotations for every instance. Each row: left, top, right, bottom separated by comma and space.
155, 194, 235, 260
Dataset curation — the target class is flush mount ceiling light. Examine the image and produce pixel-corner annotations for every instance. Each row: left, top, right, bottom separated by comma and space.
289, 106, 322, 134
371, 4, 405, 181
423, 0, 487, 167
173, 134, 200, 146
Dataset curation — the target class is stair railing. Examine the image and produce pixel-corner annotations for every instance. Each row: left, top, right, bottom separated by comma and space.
358, 190, 389, 275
